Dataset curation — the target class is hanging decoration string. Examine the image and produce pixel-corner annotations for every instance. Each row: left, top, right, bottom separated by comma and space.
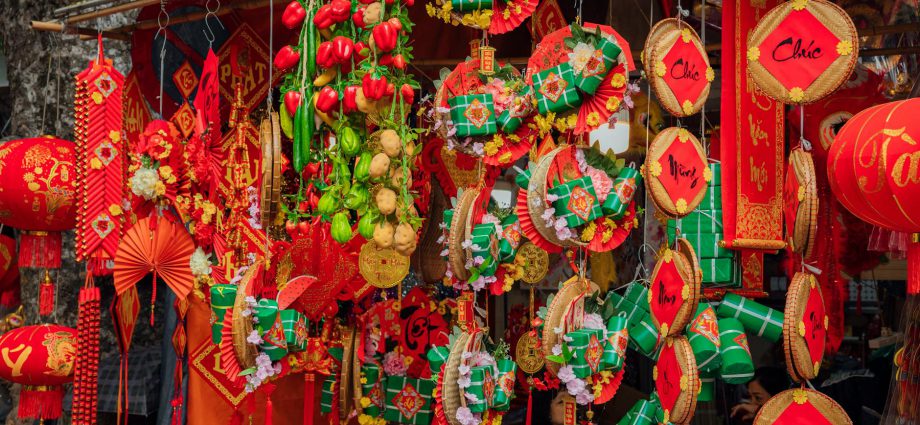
155, 0, 170, 116
267, 0, 274, 112
699, 0, 707, 151
638, 0, 654, 281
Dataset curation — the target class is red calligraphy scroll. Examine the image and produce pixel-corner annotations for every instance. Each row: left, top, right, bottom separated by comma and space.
718, 0, 786, 298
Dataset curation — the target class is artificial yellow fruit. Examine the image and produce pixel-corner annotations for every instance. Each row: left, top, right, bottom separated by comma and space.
363, 3, 382, 26
394, 222, 416, 247
369, 153, 391, 178
355, 88, 378, 114
375, 188, 397, 215
313, 68, 337, 86
373, 221, 395, 248
390, 167, 412, 187
379, 129, 401, 158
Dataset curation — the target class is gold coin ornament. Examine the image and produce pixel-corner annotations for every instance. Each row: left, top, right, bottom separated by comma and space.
358, 241, 410, 289
747, 0, 859, 104
515, 332, 545, 375
518, 242, 550, 284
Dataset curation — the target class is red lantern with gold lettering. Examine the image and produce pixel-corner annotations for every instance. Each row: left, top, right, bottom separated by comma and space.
828, 98, 920, 293
0, 324, 76, 421
0, 137, 76, 268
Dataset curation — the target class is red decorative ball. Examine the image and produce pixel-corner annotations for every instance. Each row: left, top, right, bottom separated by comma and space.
0, 137, 76, 232
0, 324, 76, 386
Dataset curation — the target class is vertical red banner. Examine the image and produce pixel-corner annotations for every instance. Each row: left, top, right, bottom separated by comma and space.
720, 0, 786, 297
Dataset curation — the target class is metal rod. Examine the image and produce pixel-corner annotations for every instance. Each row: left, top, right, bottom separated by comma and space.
30, 20, 130, 41
53, 0, 121, 17
111, 0, 271, 33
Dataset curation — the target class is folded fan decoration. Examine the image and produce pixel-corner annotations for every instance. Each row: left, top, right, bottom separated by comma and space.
113, 217, 195, 300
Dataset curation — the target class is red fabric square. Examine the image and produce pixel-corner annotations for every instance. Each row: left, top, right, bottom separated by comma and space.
756, 10, 841, 91
656, 136, 707, 204
661, 38, 708, 105
774, 397, 834, 425
655, 343, 682, 415
650, 256, 687, 331
803, 283, 826, 366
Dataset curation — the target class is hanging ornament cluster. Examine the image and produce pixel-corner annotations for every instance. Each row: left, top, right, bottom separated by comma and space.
644, 18, 713, 117
425, 0, 537, 34
0, 324, 77, 422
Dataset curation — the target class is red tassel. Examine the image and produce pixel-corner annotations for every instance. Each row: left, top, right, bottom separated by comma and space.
526, 386, 533, 425
39, 270, 54, 316
263, 384, 276, 425
909, 239, 920, 295
18, 386, 63, 420
18, 231, 62, 269
304, 373, 315, 425
229, 409, 244, 425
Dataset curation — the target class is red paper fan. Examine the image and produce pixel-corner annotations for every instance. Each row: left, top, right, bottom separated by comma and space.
489, 0, 538, 34
277, 274, 317, 310
113, 217, 195, 299
586, 202, 636, 252
219, 304, 244, 385
576, 63, 629, 134
526, 23, 634, 80
515, 188, 562, 254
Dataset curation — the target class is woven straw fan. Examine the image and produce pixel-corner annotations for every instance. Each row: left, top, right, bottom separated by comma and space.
113, 217, 195, 300
542, 276, 592, 375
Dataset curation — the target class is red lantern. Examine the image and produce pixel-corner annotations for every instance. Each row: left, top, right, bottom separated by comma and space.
0, 137, 76, 268
0, 324, 77, 420
828, 98, 920, 293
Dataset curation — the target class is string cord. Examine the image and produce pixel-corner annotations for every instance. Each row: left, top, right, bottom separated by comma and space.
638, 0, 654, 281
155, 0, 170, 116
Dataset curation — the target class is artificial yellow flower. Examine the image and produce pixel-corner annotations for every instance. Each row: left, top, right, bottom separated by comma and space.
360, 397, 371, 408
610, 73, 626, 88
655, 61, 667, 77
682, 100, 694, 115
92, 92, 103, 104
680, 375, 689, 390
789, 87, 805, 103
792, 388, 808, 404
747, 47, 761, 61
661, 248, 673, 263
586, 112, 601, 127
836, 40, 853, 56
791, 0, 808, 10
155, 181, 166, 196
681, 28, 692, 43
109, 130, 121, 142
705, 67, 715, 82
648, 161, 663, 177
676, 198, 688, 214
678, 128, 691, 142
798, 321, 806, 337
703, 166, 713, 182
581, 222, 597, 242
498, 152, 513, 164
108, 204, 123, 216
681, 284, 690, 300
90, 158, 103, 170
606, 97, 621, 112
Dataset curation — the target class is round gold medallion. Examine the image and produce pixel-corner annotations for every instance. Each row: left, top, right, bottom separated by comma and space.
515, 332, 545, 374
518, 242, 549, 284
358, 241, 410, 288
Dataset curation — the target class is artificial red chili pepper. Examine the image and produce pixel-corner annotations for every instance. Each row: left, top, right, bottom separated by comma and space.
316, 41, 336, 69
399, 84, 414, 105
331, 36, 354, 64
404, 0, 414, 6
372, 22, 398, 53
353, 41, 369, 61
282, 1, 307, 29
358, 0, 375, 4
313, 5, 335, 29
385, 83, 395, 97
362, 72, 387, 100
315, 86, 340, 113
387, 17, 403, 31
378, 53, 393, 67
273, 45, 300, 70
391, 54, 406, 70
283, 91, 303, 116
329, 0, 352, 22
352, 8, 366, 28
343, 85, 360, 113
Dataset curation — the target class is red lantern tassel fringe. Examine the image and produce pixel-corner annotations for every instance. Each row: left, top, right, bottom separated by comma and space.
19, 386, 64, 420
263, 384, 276, 425
72, 283, 101, 425
19, 231, 62, 269
526, 386, 533, 425
909, 239, 920, 295
39, 270, 55, 316
304, 373, 315, 425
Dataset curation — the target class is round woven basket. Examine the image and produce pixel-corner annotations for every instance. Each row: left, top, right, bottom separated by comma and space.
643, 19, 681, 78
786, 147, 818, 257
541, 276, 591, 375
231, 266, 259, 370
754, 388, 851, 424
526, 147, 587, 249
339, 327, 356, 419
448, 187, 481, 281
747, 0, 859, 104
784, 271, 826, 382
646, 18, 712, 117
644, 127, 708, 218
655, 336, 699, 425
649, 244, 699, 338
443, 331, 484, 425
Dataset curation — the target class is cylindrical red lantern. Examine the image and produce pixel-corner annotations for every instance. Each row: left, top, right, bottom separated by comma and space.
0, 324, 76, 420
0, 137, 76, 268
828, 98, 920, 293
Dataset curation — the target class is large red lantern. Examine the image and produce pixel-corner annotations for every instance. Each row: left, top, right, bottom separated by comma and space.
0, 324, 77, 420
828, 98, 920, 293
0, 137, 76, 268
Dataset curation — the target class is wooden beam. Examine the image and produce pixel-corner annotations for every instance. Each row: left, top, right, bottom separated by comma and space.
66, 0, 161, 25
30, 20, 130, 41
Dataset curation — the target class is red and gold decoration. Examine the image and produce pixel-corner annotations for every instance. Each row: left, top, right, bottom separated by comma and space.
654, 336, 699, 425
754, 388, 851, 425
784, 147, 818, 257
649, 241, 701, 338
644, 19, 713, 117
783, 272, 827, 382
644, 127, 710, 218
747, 0, 859, 104
0, 324, 76, 421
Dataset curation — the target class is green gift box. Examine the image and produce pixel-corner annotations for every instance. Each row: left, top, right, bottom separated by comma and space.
448, 94, 497, 137
699, 187, 722, 211
499, 215, 522, 262
492, 358, 517, 410
466, 366, 495, 413
256, 299, 288, 361
649, 393, 665, 423
687, 303, 722, 372
280, 309, 308, 352
470, 223, 498, 276
532, 63, 582, 114
602, 166, 641, 219
708, 163, 721, 187
547, 176, 603, 227
515, 168, 531, 189
667, 210, 723, 234
610, 293, 648, 332
629, 315, 659, 358
427, 346, 449, 376
321, 376, 337, 414
623, 283, 650, 310
209, 284, 237, 344
384, 376, 434, 424
603, 315, 628, 371
716, 293, 784, 342
566, 328, 605, 378
443, 209, 454, 232
497, 88, 532, 134
676, 233, 732, 259
573, 35, 623, 94
718, 318, 755, 384
451, 0, 491, 12
699, 258, 734, 283
617, 399, 656, 425
361, 362, 385, 416
698, 369, 716, 402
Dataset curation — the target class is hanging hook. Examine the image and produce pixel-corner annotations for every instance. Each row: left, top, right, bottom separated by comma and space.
202, 0, 225, 49
156, 0, 170, 116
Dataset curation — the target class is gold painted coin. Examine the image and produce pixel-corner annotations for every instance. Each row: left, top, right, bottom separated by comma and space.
515, 332, 545, 374
518, 242, 549, 285
358, 241, 410, 288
